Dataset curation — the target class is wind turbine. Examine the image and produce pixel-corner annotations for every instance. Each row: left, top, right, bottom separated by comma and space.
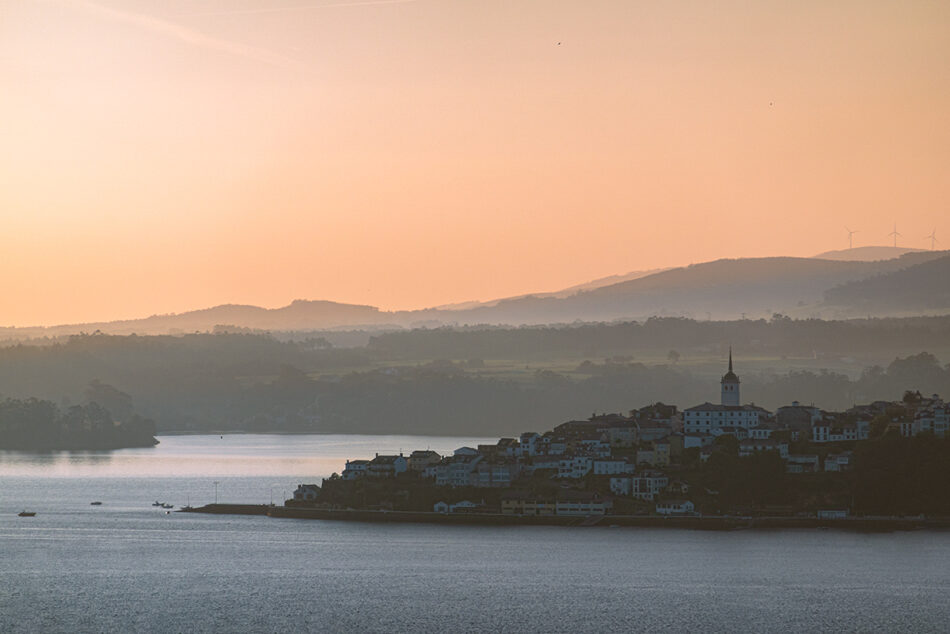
845, 227, 858, 249
926, 229, 938, 250
888, 223, 901, 248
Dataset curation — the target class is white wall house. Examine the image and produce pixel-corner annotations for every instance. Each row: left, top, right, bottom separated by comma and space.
293, 484, 320, 501
684, 404, 768, 433
558, 456, 593, 479
738, 438, 789, 459
656, 500, 695, 515
824, 451, 853, 472
592, 458, 634, 476
610, 472, 670, 500
342, 459, 370, 480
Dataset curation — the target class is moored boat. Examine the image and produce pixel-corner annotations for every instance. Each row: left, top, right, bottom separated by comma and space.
18, 511, 36, 517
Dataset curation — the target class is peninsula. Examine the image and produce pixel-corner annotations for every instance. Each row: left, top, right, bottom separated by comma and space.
279, 354, 949, 522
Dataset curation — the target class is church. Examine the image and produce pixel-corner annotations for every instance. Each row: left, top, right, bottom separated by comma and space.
683, 349, 770, 434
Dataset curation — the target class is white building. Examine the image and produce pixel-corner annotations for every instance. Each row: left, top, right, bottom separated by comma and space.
366, 454, 408, 478
558, 456, 593, 479
610, 471, 669, 500
432, 454, 483, 487
684, 352, 771, 433
914, 399, 948, 437
555, 492, 612, 516
684, 403, 768, 433
656, 500, 695, 515
342, 459, 370, 480
786, 454, 819, 473
824, 451, 853, 472
293, 484, 320, 501
738, 438, 789, 459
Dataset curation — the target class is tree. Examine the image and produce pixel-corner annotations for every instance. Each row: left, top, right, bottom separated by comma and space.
667, 350, 681, 364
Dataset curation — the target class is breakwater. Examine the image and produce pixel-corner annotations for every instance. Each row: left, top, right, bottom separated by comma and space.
181, 504, 950, 531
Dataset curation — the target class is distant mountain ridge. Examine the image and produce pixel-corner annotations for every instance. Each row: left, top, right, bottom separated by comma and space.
813, 246, 925, 261
823, 254, 950, 314
3, 251, 948, 339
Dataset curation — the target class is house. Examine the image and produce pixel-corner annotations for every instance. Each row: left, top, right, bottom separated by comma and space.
636, 448, 655, 466
558, 455, 593, 479
610, 471, 669, 500
636, 402, 678, 425
453, 446, 479, 457
592, 457, 634, 476
497, 438, 520, 456
914, 399, 948, 437
367, 454, 408, 477
817, 509, 849, 520
293, 484, 320, 502
665, 480, 690, 495
518, 432, 541, 457
738, 438, 789, 459
575, 437, 611, 457
637, 420, 673, 442
824, 451, 853, 472
473, 460, 520, 487
408, 450, 441, 472
606, 424, 638, 448
712, 426, 749, 440
776, 401, 821, 434
433, 500, 479, 513
342, 459, 370, 480
786, 454, 819, 473
812, 416, 869, 443
749, 421, 785, 440
501, 491, 556, 516
656, 499, 695, 515
433, 454, 483, 487
555, 491, 613, 516
524, 455, 561, 475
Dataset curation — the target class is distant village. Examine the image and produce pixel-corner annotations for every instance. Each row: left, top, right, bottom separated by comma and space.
293, 351, 949, 519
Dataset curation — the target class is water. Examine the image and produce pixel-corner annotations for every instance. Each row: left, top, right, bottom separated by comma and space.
1, 435, 949, 632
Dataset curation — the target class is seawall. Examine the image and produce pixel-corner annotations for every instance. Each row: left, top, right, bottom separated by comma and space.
181, 505, 950, 531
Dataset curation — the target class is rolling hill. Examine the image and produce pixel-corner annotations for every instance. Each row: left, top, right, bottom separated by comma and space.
823, 254, 950, 314
3, 251, 947, 340
813, 246, 925, 261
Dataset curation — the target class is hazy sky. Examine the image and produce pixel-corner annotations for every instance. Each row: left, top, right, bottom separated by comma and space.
2, 0, 948, 325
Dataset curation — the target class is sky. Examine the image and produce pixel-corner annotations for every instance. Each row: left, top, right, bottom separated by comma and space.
1, 0, 948, 326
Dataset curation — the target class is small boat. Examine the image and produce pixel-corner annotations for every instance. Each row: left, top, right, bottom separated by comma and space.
90, 501, 103, 506
152, 501, 162, 507
161, 503, 174, 509
18, 511, 36, 517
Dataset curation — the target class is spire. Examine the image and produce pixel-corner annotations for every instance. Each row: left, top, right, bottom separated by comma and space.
728, 346, 733, 374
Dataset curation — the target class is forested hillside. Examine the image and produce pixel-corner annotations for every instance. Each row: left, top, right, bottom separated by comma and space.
0, 317, 948, 436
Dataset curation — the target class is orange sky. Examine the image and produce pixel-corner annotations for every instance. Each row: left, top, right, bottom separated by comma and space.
1, 0, 948, 326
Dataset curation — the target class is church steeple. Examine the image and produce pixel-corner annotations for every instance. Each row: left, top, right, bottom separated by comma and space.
721, 347, 740, 406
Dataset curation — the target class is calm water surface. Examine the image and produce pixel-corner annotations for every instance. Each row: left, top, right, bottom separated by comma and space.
1, 434, 949, 633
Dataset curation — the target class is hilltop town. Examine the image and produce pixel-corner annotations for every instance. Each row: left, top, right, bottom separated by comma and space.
293, 352, 950, 519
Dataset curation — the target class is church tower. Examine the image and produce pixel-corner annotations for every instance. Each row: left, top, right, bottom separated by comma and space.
720, 347, 740, 406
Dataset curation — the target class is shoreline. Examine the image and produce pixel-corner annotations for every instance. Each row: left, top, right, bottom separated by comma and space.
182, 504, 950, 532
